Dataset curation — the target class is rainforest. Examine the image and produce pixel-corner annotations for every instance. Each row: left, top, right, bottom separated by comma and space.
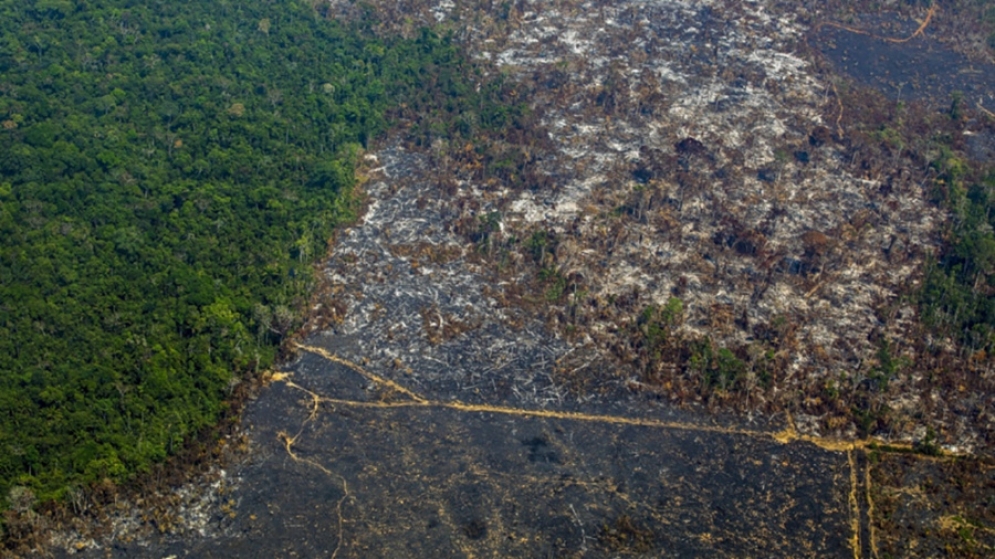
0, 0, 525, 508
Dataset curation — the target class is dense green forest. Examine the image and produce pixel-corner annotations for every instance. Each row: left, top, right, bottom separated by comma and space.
0, 0, 523, 508
919, 147, 995, 354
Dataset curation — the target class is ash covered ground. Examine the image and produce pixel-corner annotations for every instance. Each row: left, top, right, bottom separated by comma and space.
340, 0, 994, 451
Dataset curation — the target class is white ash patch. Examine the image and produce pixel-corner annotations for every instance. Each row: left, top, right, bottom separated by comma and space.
430, 0, 455, 22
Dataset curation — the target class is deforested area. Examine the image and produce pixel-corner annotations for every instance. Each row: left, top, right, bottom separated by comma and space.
3, 0, 995, 557
335, 0, 995, 452
298, 0, 995, 556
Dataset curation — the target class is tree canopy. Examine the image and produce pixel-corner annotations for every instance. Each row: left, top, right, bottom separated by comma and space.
0, 0, 520, 504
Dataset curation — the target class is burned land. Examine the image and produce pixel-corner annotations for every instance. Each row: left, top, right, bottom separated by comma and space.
13, 0, 995, 558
